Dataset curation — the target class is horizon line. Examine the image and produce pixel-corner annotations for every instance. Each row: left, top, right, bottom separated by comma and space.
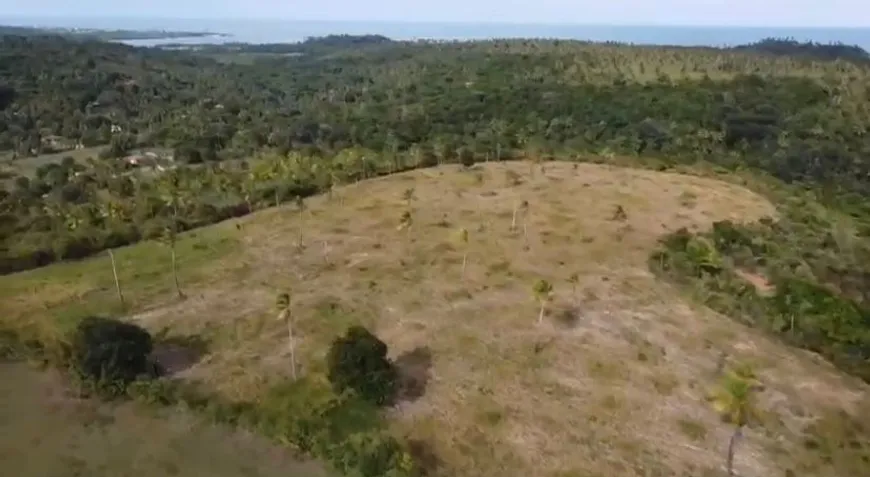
1, 15, 869, 30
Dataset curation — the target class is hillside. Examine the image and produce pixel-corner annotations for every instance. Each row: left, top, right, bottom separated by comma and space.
3, 161, 868, 477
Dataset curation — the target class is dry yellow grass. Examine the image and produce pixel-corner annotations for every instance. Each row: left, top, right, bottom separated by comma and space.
5, 161, 869, 477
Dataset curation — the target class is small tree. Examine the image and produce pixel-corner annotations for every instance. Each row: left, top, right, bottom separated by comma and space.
612, 204, 628, 221
157, 169, 186, 299
295, 195, 306, 248
532, 279, 554, 325
276, 292, 297, 380
161, 222, 183, 299
710, 364, 762, 477
568, 272, 580, 306
459, 148, 476, 168
107, 249, 124, 308
520, 200, 530, 240
71, 316, 154, 395
401, 187, 415, 208
512, 199, 529, 233
455, 227, 470, 279
397, 210, 413, 244
327, 326, 398, 405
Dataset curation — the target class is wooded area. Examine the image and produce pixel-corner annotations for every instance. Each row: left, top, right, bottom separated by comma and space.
3, 35, 869, 275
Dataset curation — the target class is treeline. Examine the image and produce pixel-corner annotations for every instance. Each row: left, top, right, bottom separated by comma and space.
732, 37, 870, 63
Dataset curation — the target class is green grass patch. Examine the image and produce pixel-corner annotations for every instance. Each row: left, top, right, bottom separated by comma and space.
0, 226, 240, 334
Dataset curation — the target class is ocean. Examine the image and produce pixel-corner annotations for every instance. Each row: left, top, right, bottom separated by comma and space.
3, 16, 870, 50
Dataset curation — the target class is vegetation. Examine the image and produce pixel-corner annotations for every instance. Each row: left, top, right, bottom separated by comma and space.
709, 363, 762, 477
3, 33, 870, 275
3, 30, 870, 477
327, 326, 399, 406
70, 316, 155, 395
1, 160, 866, 477
0, 25, 226, 41
732, 37, 870, 63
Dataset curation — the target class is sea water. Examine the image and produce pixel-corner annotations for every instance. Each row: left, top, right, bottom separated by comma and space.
3, 16, 870, 49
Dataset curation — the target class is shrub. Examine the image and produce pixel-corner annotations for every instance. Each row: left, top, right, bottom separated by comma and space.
70, 317, 155, 395
327, 326, 398, 405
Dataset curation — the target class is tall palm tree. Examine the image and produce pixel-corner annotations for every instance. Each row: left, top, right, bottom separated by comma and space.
161, 222, 183, 299
276, 292, 297, 380
157, 170, 185, 299
107, 249, 124, 308
710, 364, 762, 477
532, 279, 554, 325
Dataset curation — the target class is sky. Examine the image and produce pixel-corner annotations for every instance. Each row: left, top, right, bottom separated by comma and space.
0, 0, 868, 27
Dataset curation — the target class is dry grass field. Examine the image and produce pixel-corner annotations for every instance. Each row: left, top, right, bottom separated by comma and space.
2, 161, 868, 477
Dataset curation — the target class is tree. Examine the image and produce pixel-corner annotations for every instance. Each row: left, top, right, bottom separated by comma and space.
397, 210, 413, 244
532, 279, 554, 325
709, 364, 762, 477
108, 249, 124, 308
401, 187, 415, 208
276, 292, 297, 380
70, 316, 154, 395
157, 170, 185, 299
455, 227, 470, 279
568, 272, 580, 306
327, 325, 398, 405
161, 222, 183, 299
519, 200, 530, 240
612, 205, 628, 221
295, 195, 306, 248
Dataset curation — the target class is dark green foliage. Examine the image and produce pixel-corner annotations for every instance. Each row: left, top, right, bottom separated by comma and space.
327, 326, 398, 406
653, 212, 870, 383
257, 378, 414, 476
70, 316, 155, 395
732, 37, 870, 63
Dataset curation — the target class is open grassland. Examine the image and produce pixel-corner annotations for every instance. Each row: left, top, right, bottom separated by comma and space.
0, 363, 331, 477
2, 161, 868, 477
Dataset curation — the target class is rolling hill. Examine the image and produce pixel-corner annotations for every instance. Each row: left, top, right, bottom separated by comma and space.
3, 161, 867, 477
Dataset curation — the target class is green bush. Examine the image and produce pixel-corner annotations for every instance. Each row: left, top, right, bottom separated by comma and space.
70, 316, 156, 396
327, 326, 398, 406
258, 377, 416, 477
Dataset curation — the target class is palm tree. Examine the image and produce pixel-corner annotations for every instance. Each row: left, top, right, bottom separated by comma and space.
161, 222, 183, 299
510, 199, 524, 232
402, 187, 415, 208
568, 272, 580, 306
295, 195, 306, 248
108, 249, 124, 308
710, 364, 762, 477
519, 200, 530, 241
455, 227, 470, 279
398, 210, 414, 244
276, 292, 297, 380
489, 118, 508, 161
157, 170, 184, 299
532, 279, 554, 325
